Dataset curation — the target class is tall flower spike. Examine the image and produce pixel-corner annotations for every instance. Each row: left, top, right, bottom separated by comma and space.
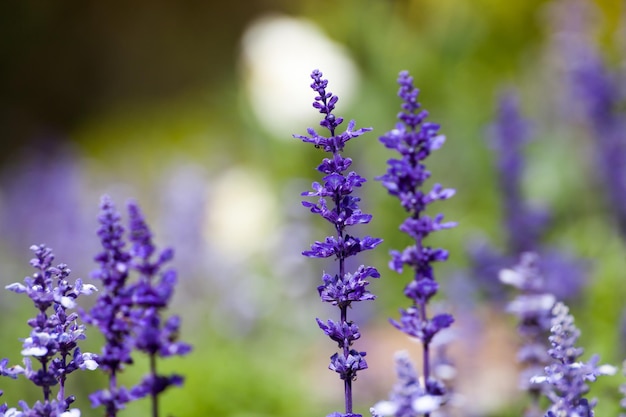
1, 244, 98, 417
86, 196, 136, 416
531, 302, 615, 417
126, 201, 191, 413
374, 71, 456, 417
87, 197, 191, 417
468, 90, 587, 303
487, 91, 543, 255
567, 40, 626, 242
499, 253, 555, 417
295, 69, 381, 417
546, 0, 626, 240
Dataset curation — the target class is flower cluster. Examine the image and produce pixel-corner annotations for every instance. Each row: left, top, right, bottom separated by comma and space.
87, 196, 191, 416
125, 201, 191, 406
0, 244, 99, 417
0, 196, 190, 417
499, 253, 556, 417
86, 196, 135, 415
531, 302, 615, 417
295, 69, 382, 417
373, 71, 456, 416
4, 23, 626, 416
371, 351, 447, 417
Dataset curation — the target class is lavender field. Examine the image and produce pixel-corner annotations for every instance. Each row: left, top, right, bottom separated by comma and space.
0, 0, 625, 416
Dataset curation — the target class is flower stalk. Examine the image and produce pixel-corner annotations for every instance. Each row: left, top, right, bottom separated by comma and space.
1, 244, 98, 417
295, 69, 381, 417
374, 71, 456, 417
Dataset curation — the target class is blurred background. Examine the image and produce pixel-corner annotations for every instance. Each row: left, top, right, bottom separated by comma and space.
1, 0, 626, 416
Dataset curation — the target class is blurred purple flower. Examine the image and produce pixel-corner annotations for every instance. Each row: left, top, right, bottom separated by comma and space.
295, 69, 381, 417
499, 253, 555, 417
566, 39, 626, 241
0, 145, 94, 273
87, 197, 190, 417
371, 351, 447, 417
467, 90, 587, 303
547, 0, 626, 255
374, 71, 456, 415
487, 91, 547, 254
370, 351, 422, 417
532, 302, 615, 417
86, 196, 136, 415
126, 201, 191, 399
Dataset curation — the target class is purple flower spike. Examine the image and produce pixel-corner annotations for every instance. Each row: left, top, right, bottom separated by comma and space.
487, 90, 549, 255
374, 71, 456, 416
295, 69, 380, 417
499, 253, 555, 417
468, 89, 587, 305
125, 201, 191, 406
86, 196, 136, 416
532, 302, 615, 417
1, 244, 97, 417
87, 196, 191, 417
565, 39, 626, 242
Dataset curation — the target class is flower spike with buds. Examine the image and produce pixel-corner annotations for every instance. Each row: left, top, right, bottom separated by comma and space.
374, 71, 456, 417
295, 69, 381, 417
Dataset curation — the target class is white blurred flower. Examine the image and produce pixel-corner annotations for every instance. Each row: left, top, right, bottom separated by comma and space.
499, 268, 524, 287
240, 14, 360, 138
370, 401, 398, 417
412, 395, 443, 414
506, 293, 556, 316
205, 167, 277, 257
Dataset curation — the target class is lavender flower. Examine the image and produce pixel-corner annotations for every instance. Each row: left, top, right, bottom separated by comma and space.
469, 90, 586, 303
86, 196, 136, 416
532, 302, 616, 417
371, 351, 445, 417
1, 244, 98, 417
566, 41, 626, 242
487, 91, 545, 255
125, 201, 191, 413
295, 69, 381, 417
374, 71, 456, 416
86, 196, 191, 417
499, 253, 555, 417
